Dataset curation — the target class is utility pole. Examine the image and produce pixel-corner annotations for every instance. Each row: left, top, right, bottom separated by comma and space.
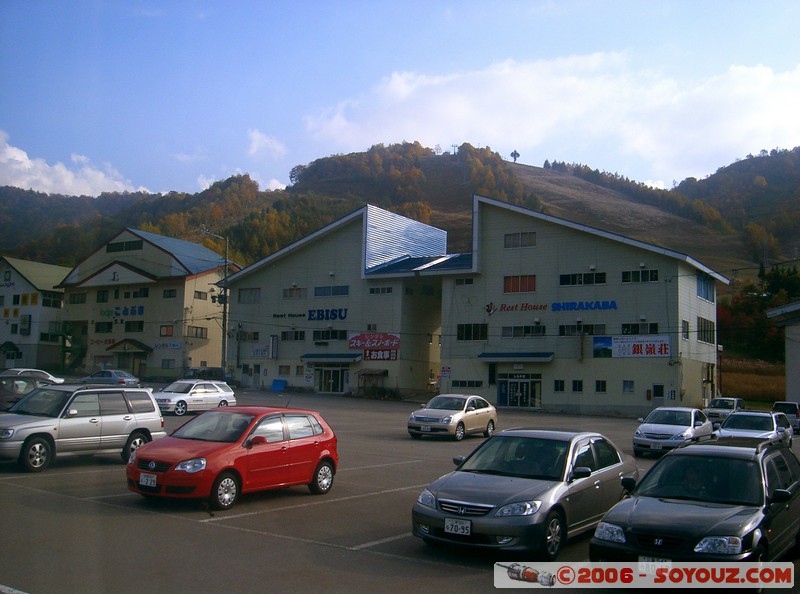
202, 228, 228, 379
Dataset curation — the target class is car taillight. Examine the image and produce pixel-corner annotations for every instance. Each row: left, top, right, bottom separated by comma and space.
118, 379, 125, 384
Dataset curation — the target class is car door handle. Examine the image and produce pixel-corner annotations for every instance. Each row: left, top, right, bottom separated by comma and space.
593, 480, 601, 489
90, 418, 100, 424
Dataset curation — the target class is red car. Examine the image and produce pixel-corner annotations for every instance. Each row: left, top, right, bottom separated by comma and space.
126, 406, 338, 510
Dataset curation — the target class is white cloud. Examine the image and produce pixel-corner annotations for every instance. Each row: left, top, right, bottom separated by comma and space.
247, 129, 287, 160
304, 55, 800, 182
0, 131, 146, 196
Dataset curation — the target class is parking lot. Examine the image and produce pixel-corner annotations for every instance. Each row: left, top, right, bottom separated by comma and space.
0, 390, 796, 593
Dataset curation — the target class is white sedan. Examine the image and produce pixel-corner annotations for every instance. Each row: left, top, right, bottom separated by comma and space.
0, 368, 65, 383
715, 411, 794, 446
153, 379, 236, 416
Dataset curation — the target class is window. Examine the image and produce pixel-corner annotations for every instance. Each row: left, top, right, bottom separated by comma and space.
452, 380, 484, 388
126, 390, 155, 413
312, 329, 347, 341
280, 330, 305, 341
161, 359, 176, 369
238, 288, 261, 304
594, 439, 621, 468
369, 287, 393, 294
69, 293, 87, 304
622, 269, 659, 283
106, 239, 143, 253
623, 380, 635, 393
278, 365, 290, 376
253, 416, 285, 442
572, 380, 583, 393
194, 290, 208, 300
314, 285, 349, 297
501, 325, 546, 337
559, 323, 606, 336
96, 290, 109, 303
100, 392, 130, 415
554, 380, 565, 392
163, 289, 177, 298
285, 415, 316, 439
160, 325, 174, 337
457, 323, 488, 341
283, 287, 307, 299
455, 278, 474, 286
697, 272, 716, 303
622, 323, 659, 334
94, 322, 113, 333
595, 380, 607, 393
125, 321, 144, 332
295, 365, 304, 376
123, 288, 149, 299
560, 272, 607, 286
504, 231, 536, 248
697, 317, 716, 344
70, 393, 100, 417
682, 320, 690, 340
366, 323, 377, 332
503, 275, 536, 293
187, 326, 208, 339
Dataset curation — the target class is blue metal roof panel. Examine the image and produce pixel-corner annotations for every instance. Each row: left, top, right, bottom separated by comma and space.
364, 205, 448, 270
132, 229, 228, 275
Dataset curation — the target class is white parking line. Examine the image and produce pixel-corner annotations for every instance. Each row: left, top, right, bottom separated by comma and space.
350, 532, 412, 550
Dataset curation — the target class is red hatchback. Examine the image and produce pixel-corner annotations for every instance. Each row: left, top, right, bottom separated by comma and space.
126, 406, 338, 510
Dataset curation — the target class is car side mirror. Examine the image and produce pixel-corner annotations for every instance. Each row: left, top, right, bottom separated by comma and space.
466, 405, 476, 412
248, 435, 268, 447
66, 409, 78, 418
570, 467, 592, 481
621, 476, 637, 492
637, 417, 644, 423
453, 455, 466, 466
769, 488, 791, 505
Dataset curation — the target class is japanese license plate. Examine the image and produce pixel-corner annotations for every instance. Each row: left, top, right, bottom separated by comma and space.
444, 517, 471, 536
421, 425, 431, 432
638, 556, 671, 574
650, 443, 662, 450
139, 472, 157, 487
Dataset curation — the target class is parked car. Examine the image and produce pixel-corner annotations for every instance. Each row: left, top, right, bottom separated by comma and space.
411, 429, 638, 560
407, 394, 497, 441
0, 376, 56, 411
702, 397, 745, 425
0, 384, 166, 472
1, 368, 64, 384
153, 379, 236, 416
772, 401, 800, 433
714, 411, 793, 446
80, 369, 141, 386
632, 406, 713, 457
590, 437, 800, 563
127, 406, 338, 510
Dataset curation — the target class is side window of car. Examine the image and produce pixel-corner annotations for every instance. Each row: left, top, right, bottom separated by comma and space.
252, 416, 285, 442
286, 415, 315, 439
308, 416, 324, 435
765, 454, 793, 495
593, 438, 621, 469
126, 390, 156, 413
778, 450, 800, 485
695, 410, 708, 424
777, 415, 790, 430
573, 442, 597, 471
99, 392, 130, 415
70, 393, 100, 417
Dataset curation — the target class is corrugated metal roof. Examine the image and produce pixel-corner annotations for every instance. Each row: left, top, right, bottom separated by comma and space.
2, 256, 70, 290
131, 229, 231, 275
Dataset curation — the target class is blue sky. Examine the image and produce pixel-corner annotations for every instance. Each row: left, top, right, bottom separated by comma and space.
2, 1, 800, 197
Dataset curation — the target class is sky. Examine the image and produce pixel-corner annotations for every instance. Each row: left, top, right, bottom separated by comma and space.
2, 1, 800, 197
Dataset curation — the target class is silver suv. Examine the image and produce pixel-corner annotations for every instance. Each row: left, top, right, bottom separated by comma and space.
0, 384, 167, 472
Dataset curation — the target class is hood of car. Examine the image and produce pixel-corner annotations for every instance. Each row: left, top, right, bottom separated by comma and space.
717, 428, 775, 439
136, 435, 231, 461
637, 423, 690, 435
603, 495, 757, 537
0, 412, 55, 430
410, 408, 461, 421
429, 469, 559, 506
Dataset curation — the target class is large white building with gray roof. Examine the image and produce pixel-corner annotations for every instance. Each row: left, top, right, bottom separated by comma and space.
226, 195, 728, 417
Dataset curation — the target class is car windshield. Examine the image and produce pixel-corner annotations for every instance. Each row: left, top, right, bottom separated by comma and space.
426, 396, 466, 411
172, 411, 254, 443
773, 403, 797, 415
645, 409, 691, 426
722, 415, 773, 431
635, 455, 762, 505
8, 388, 71, 417
161, 382, 193, 394
459, 436, 568, 480
708, 399, 734, 409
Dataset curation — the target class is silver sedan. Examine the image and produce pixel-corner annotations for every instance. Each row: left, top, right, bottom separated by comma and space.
153, 379, 236, 416
407, 394, 497, 441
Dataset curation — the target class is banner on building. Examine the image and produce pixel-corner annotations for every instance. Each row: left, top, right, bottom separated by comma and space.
593, 335, 670, 358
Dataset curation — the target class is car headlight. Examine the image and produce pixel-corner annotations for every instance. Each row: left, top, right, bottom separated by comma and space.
175, 458, 207, 473
0, 428, 14, 439
671, 430, 691, 440
127, 449, 138, 465
633, 429, 643, 437
441, 416, 453, 424
417, 488, 436, 509
495, 500, 541, 517
594, 521, 626, 543
694, 536, 742, 554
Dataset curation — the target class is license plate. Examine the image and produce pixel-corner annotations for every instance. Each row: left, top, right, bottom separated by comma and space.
638, 556, 670, 574
650, 443, 662, 450
444, 517, 471, 536
421, 425, 431, 432
139, 472, 157, 487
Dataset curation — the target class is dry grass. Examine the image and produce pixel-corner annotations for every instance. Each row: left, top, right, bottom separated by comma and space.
718, 357, 785, 408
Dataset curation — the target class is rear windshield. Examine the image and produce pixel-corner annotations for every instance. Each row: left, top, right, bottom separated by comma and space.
772, 403, 798, 415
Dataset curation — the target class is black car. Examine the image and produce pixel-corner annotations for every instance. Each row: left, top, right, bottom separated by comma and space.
590, 437, 800, 563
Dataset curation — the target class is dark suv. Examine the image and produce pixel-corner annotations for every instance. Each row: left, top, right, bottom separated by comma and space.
590, 437, 800, 562
0, 384, 166, 472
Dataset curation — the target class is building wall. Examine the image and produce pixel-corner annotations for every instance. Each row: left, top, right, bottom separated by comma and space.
786, 324, 800, 402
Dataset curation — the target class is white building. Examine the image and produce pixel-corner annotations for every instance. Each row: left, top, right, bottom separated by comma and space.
767, 301, 800, 404
226, 195, 728, 417
0, 256, 70, 370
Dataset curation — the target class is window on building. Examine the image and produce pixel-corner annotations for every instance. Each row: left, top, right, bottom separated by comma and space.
504, 231, 536, 248
622, 323, 659, 335
572, 380, 583, 393
278, 365, 290, 376
369, 287, 393, 294
280, 330, 305, 341
457, 323, 488, 341
238, 288, 261, 304
106, 239, 143, 253
163, 289, 177, 298
596, 380, 607, 393
455, 278, 474, 286
312, 329, 347, 341
559, 323, 606, 336
283, 287, 307, 299
559, 272, 607, 286
160, 325, 174, 337
125, 321, 144, 332
554, 379, 565, 392
12, 294, 20, 305
314, 285, 349, 297
682, 319, 690, 340
697, 272, 716, 302
367, 323, 377, 332
194, 290, 208, 300
501, 325, 546, 337
452, 380, 484, 388
503, 275, 536, 293
697, 317, 716, 344
622, 269, 659, 283
295, 365, 304, 376
187, 326, 208, 339
95, 322, 113, 333
161, 359, 176, 369
69, 293, 87, 304
623, 380, 635, 393
42, 291, 62, 308
96, 290, 109, 303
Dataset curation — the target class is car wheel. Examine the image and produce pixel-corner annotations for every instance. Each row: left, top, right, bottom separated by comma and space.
121, 431, 150, 463
540, 510, 565, 561
174, 400, 188, 416
308, 460, 334, 494
20, 436, 52, 472
210, 471, 239, 510
218, 400, 229, 407
484, 420, 495, 437
454, 422, 465, 441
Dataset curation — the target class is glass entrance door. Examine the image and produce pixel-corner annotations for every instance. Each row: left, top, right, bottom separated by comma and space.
317, 367, 346, 393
